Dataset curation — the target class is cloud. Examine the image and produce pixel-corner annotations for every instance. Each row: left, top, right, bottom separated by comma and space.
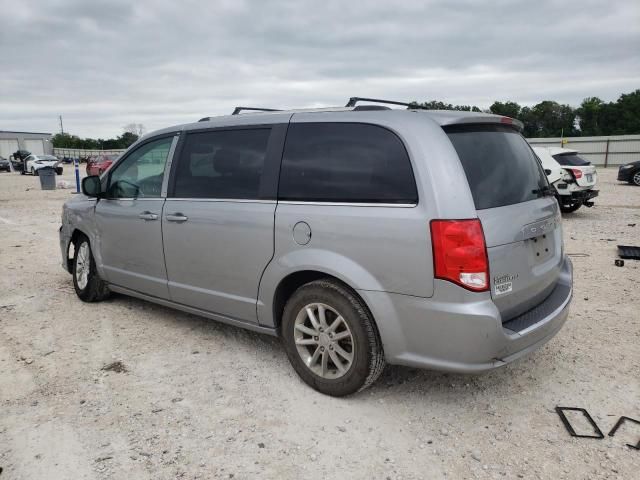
1, 0, 638, 138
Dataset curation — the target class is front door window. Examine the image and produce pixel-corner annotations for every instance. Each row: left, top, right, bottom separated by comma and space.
106, 137, 173, 198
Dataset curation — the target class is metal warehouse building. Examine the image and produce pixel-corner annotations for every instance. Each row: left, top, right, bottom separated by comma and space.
0, 130, 53, 158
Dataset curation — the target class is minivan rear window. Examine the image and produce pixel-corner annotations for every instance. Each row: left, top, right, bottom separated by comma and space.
445, 125, 548, 210
552, 153, 591, 166
279, 123, 417, 203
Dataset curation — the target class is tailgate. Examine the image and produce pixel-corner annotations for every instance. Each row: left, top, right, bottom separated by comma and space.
478, 199, 563, 321
574, 166, 597, 188
445, 124, 565, 322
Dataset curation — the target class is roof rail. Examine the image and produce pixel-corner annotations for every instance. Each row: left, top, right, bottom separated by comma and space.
231, 106, 282, 115
345, 97, 422, 109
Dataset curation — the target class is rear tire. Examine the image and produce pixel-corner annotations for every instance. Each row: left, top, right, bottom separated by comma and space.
281, 279, 385, 396
72, 235, 110, 302
31, 167, 37, 176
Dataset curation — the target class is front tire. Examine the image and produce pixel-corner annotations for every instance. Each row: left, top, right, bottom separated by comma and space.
72, 235, 110, 302
31, 167, 37, 176
633, 171, 640, 186
281, 279, 385, 396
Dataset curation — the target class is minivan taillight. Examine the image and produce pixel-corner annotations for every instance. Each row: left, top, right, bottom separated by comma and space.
570, 168, 583, 179
430, 219, 489, 292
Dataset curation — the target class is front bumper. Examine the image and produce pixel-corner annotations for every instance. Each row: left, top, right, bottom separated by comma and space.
617, 167, 634, 181
359, 256, 573, 373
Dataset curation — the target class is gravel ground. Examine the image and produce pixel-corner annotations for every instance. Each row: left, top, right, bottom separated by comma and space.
1, 167, 638, 479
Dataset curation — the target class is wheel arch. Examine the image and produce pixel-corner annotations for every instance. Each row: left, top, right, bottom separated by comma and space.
268, 269, 378, 335
66, 228, 89, 271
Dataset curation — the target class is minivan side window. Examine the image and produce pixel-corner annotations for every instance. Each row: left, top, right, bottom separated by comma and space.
106, 136, 173, 198
278, 123, 417, 203
172, 128, 271, 199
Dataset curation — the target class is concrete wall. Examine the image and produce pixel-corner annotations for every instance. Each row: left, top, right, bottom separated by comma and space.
0, 131, 53, 157
527, 134, 640, 167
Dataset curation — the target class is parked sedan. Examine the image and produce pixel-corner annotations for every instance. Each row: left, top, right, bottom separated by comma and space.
0, 156, 11, 172
86, 154, 118, 176
618, 160, 640, 186
24, 154, 63, 175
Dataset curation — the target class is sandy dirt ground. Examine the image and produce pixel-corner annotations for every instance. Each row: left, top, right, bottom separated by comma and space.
1, 167, 638, 480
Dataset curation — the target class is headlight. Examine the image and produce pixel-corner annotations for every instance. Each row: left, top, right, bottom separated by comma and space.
620, 164, 634, 169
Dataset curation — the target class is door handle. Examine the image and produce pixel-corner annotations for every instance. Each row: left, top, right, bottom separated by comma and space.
166, 213, 188, 222
138, 211, 158, 221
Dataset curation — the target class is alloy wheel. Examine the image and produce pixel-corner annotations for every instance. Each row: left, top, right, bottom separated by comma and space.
293, 303, 354, 379
75, 242, 90, 290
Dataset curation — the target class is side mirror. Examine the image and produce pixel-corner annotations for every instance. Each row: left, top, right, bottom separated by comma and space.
544, 169, 552, 175
82, 176, 102, 197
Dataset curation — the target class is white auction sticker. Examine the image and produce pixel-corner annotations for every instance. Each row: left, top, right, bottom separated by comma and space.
495, 282, 513, 295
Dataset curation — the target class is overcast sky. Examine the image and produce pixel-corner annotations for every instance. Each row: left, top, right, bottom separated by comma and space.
1, 0, 639, 138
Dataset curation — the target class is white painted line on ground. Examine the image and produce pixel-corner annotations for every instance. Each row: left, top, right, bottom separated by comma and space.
0, 216, 16, 225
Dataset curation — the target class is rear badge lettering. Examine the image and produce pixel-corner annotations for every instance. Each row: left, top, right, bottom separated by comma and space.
494, 273, 517, 295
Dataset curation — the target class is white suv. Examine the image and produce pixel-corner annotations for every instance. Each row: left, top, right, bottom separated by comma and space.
534, 147, 598, 213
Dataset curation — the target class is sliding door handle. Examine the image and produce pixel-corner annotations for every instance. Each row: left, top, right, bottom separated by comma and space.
166, 213, 188, 222
138, 211, 158, 221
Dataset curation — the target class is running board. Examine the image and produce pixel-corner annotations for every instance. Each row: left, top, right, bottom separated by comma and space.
108, 285, 278, 337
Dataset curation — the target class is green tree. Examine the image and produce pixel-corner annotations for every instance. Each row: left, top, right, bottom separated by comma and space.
119, 132, 139, 148
525, 101, 577, 137
612, 89, 640, 135
489, 101, 521, 119
51, 128, 140, 150
576, 97, 604, 136
410, 100, 482, 111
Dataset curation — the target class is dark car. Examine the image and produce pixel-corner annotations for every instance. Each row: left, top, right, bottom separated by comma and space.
0, 156, 10, 172
13, 150, 31, 161
618, 160, 640, 186
12, 150, 31, 173
11, 157, 24, 171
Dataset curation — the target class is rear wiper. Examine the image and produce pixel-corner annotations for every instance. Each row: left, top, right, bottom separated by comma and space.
532, 185, 556, 197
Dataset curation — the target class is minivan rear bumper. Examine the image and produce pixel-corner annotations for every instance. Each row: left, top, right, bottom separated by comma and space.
359, 256, 572, 373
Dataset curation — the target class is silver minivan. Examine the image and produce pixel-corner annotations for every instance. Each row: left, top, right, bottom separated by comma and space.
59, 98, 572, 396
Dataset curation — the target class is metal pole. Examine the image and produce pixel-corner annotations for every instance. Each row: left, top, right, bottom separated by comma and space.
74, 157, 80, 193
604, 138, 610, 168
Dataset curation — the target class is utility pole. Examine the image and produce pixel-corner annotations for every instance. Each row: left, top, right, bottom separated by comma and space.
59, 115, 64, 135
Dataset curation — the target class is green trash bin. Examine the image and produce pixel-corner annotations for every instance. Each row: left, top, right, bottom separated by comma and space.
38, 166, 57, 190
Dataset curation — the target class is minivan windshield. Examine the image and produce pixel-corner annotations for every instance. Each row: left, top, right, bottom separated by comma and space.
445, 125, 548, 210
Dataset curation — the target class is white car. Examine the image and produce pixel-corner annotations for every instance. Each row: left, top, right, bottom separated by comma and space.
23, 154, 62, 176
533, 147, 599, 213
